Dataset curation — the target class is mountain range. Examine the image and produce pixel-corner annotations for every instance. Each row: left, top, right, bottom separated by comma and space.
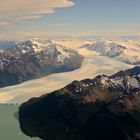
19, 66, 140, 140
0, 39, 140, 103
0, 39, 83, 87
0, 39, 140, 89
82, 39, 140, 65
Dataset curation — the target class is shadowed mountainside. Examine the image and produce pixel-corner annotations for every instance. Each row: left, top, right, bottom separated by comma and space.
19, 66, 140, 140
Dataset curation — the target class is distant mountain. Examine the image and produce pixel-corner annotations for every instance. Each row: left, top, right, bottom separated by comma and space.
19, 66, 140, 140
0, 38, 83, 87
82, 40, 140, 65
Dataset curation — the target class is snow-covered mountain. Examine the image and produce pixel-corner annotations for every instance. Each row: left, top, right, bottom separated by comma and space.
82, 40, 140, 65
0, 39, 140, 103
15, 38, 82, 65
0, 38, 83, 87
65, 66, 140, 100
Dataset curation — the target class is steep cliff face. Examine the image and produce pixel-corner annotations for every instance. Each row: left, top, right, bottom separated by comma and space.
19, 66, 140, 140
0, 39, 83, 87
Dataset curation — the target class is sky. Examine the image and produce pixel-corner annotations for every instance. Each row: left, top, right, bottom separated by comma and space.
0, 0, 140, 40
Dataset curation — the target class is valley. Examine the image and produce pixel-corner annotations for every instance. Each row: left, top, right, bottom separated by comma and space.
0, 39, 135, 104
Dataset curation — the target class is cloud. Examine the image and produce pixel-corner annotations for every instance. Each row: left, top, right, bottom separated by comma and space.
1, 30, 140, 40
0, 31, 97, 40
0, 21, 10, 27
0, 0, 75, 25
50, 23, 71, 27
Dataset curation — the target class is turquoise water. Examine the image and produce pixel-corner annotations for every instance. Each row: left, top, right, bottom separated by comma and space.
0, 104, 40, 140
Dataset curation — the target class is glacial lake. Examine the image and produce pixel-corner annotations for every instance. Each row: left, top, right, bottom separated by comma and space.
0, 104, 40, 140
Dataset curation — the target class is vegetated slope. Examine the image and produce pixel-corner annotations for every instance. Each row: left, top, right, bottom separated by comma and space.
19, 66, 140, 140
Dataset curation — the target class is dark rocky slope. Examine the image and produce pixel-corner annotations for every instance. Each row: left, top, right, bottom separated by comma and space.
19, 66, 140, 140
